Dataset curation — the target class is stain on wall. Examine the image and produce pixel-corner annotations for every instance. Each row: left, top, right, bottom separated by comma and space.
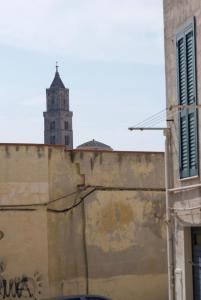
47, 148, 167, 300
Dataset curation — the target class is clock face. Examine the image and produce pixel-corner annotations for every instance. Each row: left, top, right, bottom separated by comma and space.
0, 231, 4, 240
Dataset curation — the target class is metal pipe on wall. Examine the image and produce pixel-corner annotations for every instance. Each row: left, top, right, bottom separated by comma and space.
164, 128, 175, 300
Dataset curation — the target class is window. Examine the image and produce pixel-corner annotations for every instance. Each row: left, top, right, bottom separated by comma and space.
65, 136, 69, 145
64, 121, 68, 130
176, 17, 198, 178
50, 121, 55, 130
50, 136, 55, 144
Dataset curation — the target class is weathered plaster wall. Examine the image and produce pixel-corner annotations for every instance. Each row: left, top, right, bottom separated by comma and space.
84, 190, 167, 300
0, 145, 167, 300
164, 0, 201, 187
0, 210, 49, 297
0, 145, 49, 300
0, 145, 49, 205
47, 148, 167, 300
163, 1, 201, 300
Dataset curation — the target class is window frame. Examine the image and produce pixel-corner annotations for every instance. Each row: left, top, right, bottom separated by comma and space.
176, 17, 199, 179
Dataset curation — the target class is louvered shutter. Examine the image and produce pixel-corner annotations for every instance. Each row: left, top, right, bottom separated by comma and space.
189, 112, 197, 175
180, 115, 189, 177
186, 29, 198, 176
176, 17, 198, 178
178, 37, 186, 105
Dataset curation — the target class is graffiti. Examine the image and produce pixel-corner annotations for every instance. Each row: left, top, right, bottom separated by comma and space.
0, 272, 42, 300
0, 232, 4, 240
0, 263, 5, 274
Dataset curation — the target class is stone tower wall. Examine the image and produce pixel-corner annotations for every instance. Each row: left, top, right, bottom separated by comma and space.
43, 72, 73, 148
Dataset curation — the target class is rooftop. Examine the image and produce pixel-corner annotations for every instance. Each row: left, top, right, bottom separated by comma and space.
77, 139, 113, 151
50, 71, 65, 89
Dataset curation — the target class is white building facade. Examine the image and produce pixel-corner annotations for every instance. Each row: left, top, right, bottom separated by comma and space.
164, 1, 201, 300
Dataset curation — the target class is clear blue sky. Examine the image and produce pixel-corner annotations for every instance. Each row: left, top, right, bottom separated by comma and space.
0, 0, 165, 151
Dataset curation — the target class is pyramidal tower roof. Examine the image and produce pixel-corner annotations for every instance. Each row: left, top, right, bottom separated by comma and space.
50, 63, 65, 89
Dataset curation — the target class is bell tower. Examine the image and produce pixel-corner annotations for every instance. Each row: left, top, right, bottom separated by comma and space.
43, 64, 73, 148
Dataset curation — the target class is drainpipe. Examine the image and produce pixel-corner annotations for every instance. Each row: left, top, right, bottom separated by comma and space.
128, 126, 175, 299
164, 128, 174, 300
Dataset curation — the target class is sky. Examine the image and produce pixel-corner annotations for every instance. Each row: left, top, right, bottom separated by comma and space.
0, 0, 166, 151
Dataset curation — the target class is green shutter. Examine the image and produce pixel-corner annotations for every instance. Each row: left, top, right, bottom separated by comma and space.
178, 37, 186, 105
180, 115, 189, 177
176, 17, 198, 178
189, 112, 197, 175
186, 31, 195, 104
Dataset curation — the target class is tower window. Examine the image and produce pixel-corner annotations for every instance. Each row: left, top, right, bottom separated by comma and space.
50, 121, 55, 130
65, 136, 69, 145
51, 99, 55, 105
50, 136, 55, 144
64, 121, 68, 130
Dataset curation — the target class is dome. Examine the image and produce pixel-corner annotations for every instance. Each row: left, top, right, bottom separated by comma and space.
77, 139, 113, 151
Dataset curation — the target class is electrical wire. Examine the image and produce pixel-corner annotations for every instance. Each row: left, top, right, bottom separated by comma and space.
47, 188, 96, 213
131, 103, 199, 130
134, 108, 166, 127
47, 186, 165, 213
129, 107, 181, 172
131, 106, 181, 129
48, 190, 78, 204
0, 190, 79, 208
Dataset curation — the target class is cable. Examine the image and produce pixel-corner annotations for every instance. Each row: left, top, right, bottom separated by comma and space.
47, 186, 165, 213
48, 190, 78, 204
134, 113, 166, 128
0, 190, 78, 208
134, 108, 166, 127
143, 115, 166, 127
140, 113, 166, 127
0, 186, 165, 211
47, 188, 96, 213
131, 106, 180, 129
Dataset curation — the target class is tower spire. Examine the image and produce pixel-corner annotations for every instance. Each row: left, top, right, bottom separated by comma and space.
50, 62, 65, 89
56, 61, 59, 73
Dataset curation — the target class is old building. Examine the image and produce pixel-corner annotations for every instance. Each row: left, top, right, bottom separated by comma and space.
163, 1, 201, 299
43, 66, 73, 148
0, 144, 167, 300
